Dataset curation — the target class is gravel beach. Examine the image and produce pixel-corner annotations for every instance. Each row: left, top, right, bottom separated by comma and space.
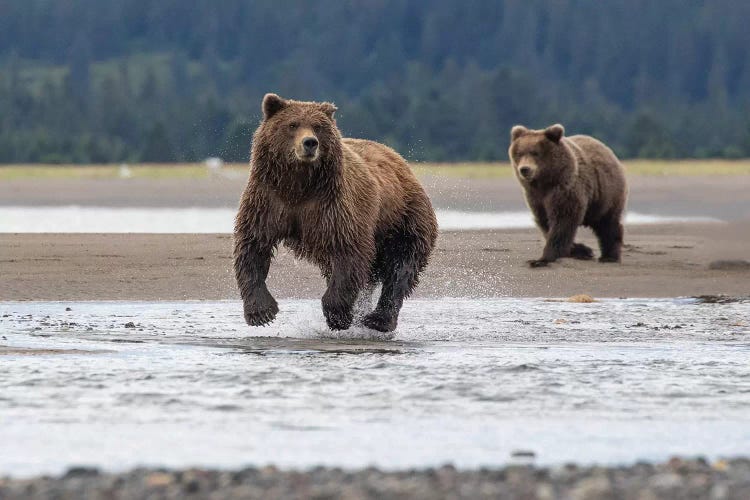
2, 459, 750, 500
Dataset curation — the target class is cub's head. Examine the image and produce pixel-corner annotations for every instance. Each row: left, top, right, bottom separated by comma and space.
255, 93, 339, 164
508, 124, 574, 188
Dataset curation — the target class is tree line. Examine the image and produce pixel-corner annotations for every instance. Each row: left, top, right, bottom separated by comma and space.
1, 0, 750, 163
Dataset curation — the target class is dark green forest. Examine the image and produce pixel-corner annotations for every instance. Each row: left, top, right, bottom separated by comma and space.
1, 0, 750, 163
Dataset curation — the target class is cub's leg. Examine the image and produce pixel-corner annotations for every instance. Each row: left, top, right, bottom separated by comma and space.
529, 218, 582, 268
593, 213, 624, 263
527, 198, 592, 264
528, 194, 584, 267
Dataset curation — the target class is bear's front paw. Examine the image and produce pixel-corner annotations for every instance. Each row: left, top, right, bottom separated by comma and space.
570, 243, 595, 260
527, 259, 550, 268
362, 310, 398, 333
243, 289, 279, 326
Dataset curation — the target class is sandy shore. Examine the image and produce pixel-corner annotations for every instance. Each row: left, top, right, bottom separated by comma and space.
1, 172, 749, 300
2, 459, 749, 499
2, 221, 749, 301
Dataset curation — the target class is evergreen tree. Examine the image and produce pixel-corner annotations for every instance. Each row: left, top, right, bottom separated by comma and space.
0, 0, 749, 162
141, 122, 176, 162
67, 32, 92, 105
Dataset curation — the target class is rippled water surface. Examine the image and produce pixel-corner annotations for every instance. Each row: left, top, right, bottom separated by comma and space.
1, 298, 749, 477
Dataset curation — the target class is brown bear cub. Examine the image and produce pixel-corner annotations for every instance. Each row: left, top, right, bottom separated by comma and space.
509, 124, 627, 267
234, 94, 437, 332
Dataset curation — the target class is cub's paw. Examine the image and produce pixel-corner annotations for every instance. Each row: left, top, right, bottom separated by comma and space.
527, 259, 550, 268
362, 310, 398, 333
243, 289, 279, 326
598, 256, 621, 263
570, 243, 595, 260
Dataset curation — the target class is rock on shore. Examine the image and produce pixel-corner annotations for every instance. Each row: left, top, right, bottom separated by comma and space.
2, 458, 750, 500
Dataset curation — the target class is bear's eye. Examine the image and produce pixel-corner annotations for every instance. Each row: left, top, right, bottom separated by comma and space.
529, 151, 539, 157
288, 122, 299, 130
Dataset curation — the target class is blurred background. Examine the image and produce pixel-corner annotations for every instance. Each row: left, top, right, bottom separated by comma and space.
1, 0, 750, 164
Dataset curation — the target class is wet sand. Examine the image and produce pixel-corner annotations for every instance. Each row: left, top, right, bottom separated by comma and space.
1, 222, 749, 301
2, 173, 749, 221
1, 172, 748, 300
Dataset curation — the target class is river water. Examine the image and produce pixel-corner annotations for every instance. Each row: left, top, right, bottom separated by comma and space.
1, 297, 748, 477
0, 206, 722, 232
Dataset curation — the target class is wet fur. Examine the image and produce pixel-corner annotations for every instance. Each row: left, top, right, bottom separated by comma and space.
509, 124, 627, 267
234, 94, 437, 332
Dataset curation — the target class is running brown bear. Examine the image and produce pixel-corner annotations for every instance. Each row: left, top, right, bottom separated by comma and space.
509, 124, 628, 267
234, 94, 437, 332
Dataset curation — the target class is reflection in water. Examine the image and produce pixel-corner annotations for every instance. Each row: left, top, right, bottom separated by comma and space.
1, 298, 748, 477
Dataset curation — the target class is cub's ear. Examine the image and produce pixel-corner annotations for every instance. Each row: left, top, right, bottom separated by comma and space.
511, 125, 528, 142
262, 93, 287, 119
319, 102, 337, 119
544, 124, 565, 143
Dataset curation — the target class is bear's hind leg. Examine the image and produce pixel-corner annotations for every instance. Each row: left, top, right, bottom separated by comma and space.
364, 221, 434, 333
364, 257, 418, 333
593, 214, 624, 263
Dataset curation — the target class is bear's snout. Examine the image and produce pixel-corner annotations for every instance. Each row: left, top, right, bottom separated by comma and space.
294, 131, 320, 162
302, 137, 319, 154
519, 165, 534, 179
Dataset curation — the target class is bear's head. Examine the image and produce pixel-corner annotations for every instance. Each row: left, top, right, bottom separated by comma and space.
253, 93, 340, 166
508, 124, 577, 189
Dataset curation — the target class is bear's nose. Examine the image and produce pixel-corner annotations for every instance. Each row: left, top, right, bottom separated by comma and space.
302, 137, 319, 152
519, 166, 533, 177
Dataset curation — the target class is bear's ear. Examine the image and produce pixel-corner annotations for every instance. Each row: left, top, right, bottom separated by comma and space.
511, 125, 528, 142
544, 124, 565, 143
262, 93, 287, 120
319, 102, 337, 119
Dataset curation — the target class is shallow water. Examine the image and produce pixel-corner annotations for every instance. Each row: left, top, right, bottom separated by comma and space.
1, 298, 749, 477
0, 206, 723, 232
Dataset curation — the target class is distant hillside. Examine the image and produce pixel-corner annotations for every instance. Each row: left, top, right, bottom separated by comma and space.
1, 0, 749, 162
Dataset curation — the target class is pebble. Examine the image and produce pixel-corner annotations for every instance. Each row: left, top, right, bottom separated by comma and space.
1, 458, 748, 500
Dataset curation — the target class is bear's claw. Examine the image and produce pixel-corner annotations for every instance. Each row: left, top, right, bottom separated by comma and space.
243, 289, 279, 327
245, 308, 277, 326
